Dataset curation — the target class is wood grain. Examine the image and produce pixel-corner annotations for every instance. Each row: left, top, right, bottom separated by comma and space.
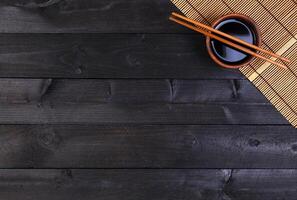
0, 169, 226, 200
225, 169, 297, 200
0, 34, 241, 78
0, 125, 295, 168
0, 103, 286, 124
0, 169, 296, 200
0, 79, 267, 104
0, 78, 284, 124
0, 0, 184, 33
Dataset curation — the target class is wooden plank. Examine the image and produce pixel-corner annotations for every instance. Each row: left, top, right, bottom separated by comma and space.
0, 125, 296, 168
0, 169, 226, 200
0, 34, 242, 78
225, 169, 297, 200
0, 79, 267, 104
44, 79, 170, 104
0, 103, 286, 124
0, 78, 283, 124
0, 79, 280, 125
172, 79, 268, 103
0, 0, 185, 33
0, 169, 296, 200
0, 79, 51, 103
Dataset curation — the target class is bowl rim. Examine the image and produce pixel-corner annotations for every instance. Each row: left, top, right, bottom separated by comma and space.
206, 13, 262, 69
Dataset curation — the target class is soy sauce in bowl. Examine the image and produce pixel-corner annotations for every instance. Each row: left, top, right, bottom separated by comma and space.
211, 19, 255, 64
206, 14, 261, 69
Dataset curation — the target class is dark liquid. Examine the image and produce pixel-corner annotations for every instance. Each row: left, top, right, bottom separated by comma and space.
211, 19, 256, 64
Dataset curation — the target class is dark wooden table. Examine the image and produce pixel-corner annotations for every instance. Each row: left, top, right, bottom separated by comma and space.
0, 0, 296, 199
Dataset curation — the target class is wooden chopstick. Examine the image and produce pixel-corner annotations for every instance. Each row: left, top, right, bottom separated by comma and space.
171, 12, 290, 64
169, 16, 287, 69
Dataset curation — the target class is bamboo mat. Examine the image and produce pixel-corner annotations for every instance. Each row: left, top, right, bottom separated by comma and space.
171, 0, 297, 127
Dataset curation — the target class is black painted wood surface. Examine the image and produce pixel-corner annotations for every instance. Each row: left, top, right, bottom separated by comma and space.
0, 0, 182, 33
0, 125, 295, 168
0, 34, 241, 78
0, 169, 296, 200
0, 0, 295, 199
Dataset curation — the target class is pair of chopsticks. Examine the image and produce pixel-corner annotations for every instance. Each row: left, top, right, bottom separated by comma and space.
169, 12, 290, 69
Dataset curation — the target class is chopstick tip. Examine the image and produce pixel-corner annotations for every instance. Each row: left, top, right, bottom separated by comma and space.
285, 58, 291, 63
